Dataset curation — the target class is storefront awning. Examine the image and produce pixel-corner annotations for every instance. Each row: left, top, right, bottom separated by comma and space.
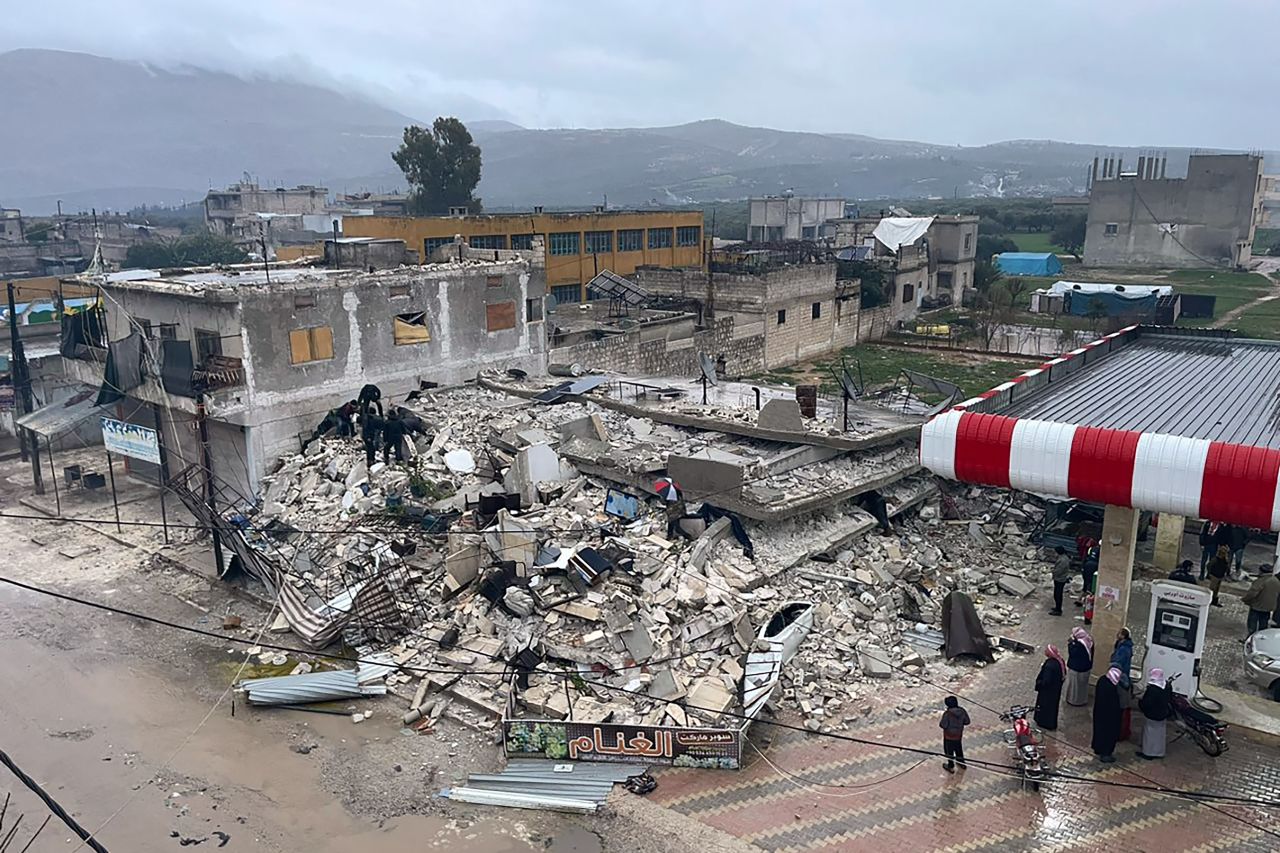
14, 392, 105, 437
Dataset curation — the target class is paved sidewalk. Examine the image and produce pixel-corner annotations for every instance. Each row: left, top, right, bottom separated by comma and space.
650, 589, 1280, 851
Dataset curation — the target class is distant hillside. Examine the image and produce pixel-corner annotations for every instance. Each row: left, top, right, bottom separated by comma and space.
2, 50, 1270, 214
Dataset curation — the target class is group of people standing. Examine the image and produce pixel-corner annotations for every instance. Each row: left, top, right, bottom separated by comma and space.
1029, 625, 1167, 763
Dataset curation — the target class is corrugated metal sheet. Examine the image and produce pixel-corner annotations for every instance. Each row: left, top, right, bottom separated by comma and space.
1002, 334, 1280, 449
14, 394, 104, 437
442, 760, 640, 813
239, 669, 387, 705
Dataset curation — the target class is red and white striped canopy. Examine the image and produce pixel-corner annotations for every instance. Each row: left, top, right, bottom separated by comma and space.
919, 327, 1280, 531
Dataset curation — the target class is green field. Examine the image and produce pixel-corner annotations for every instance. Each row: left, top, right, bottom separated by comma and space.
753, 344, 1033, 402
1009, 232, 1061, 254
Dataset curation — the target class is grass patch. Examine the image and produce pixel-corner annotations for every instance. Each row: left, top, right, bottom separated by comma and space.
1227, 299, 1280, 340
1009, 232, 1060, 254
748, 343, 1034, 401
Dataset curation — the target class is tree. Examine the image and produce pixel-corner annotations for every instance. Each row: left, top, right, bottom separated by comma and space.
1051, 214, 1087, 259
973, 278, 1026, 350
836, 259, 887, 308
975, 234, 1018, 263
392, 117, 483, 215
123, 234, 247, 269
973, 259, 1004, 293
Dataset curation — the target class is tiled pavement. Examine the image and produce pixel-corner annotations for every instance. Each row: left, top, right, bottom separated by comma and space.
650, 584, 1280, 851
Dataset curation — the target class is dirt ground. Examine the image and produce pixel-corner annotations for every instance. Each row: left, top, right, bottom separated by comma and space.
0, 458, 745, 853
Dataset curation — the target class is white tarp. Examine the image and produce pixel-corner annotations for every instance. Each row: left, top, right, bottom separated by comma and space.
871, 217, 934, 253
1048, 280, 1173, 298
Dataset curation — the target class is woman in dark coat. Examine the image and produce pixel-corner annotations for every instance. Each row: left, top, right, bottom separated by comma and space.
1092, 667, 1124, 763
1066, 627, 1093, 706
1034, 644, 1066, 730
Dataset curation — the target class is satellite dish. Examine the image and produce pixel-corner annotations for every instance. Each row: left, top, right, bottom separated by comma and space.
697, 351, 719, 387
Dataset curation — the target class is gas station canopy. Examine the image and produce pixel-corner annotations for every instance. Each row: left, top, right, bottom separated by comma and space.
920, 326, 1280, 531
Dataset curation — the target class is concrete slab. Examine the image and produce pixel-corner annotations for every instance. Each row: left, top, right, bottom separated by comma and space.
667, 454, 743, 501
757, 398, 804, 433
560, 414, 609, 445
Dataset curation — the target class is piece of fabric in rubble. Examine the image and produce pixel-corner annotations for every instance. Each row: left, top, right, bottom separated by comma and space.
941, 590, 994, 662
696, 503, 754, 559
95, 331, 145, 405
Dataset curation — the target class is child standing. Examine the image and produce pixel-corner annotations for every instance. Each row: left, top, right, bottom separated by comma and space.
940, 695, 970, 773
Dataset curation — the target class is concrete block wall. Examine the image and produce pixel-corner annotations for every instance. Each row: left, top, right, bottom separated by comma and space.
549, 316, 764, 378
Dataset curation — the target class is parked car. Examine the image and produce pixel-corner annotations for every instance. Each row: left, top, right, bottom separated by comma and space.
1243, 628, 1280, 701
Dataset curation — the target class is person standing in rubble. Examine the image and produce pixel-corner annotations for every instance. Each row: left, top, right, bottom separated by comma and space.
1065, 627, 1093, 707
1049, 546, 1072, 616
361, 410, 385, 467
381, 411, 408, 465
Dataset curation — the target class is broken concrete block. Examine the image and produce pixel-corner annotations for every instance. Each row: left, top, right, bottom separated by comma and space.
757, 398, 804, 432
620, 625, 655, 661
504, 443, 566, 500
666, 453, 743, 501
503, 587, 535, 617
648, 670, 686, 701
345, 462, 368, 489
687, 677, 735, 718
688, 516, 733, 570
665, 703, 688, 728
996, 575, 1036, 598
858, 648, 893, 679
625, 417, 653, 439
560, 414, 609, 445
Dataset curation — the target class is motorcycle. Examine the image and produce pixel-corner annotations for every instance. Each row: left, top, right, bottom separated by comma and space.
999, 705, 1049, 791
1166, 674, 1228, 756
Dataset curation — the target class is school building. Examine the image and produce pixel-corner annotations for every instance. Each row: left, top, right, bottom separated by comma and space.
343, 209, 705, 304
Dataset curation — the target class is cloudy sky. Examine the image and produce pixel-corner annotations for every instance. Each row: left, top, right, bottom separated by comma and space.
3, 0, 1276, 148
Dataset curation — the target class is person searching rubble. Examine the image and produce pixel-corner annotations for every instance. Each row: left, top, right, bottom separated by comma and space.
305, 399, 358, 448
358, 382, 384, 418
381, 410, 409, 464
361, 409, 385, 467
1169, 559, 1198, 585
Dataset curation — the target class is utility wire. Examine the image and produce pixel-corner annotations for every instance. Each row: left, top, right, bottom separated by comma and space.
0, 749, 108, 853
2, 573, 1277, 817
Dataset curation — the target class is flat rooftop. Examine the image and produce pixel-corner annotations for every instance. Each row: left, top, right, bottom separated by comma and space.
1000, 330, 1280, 449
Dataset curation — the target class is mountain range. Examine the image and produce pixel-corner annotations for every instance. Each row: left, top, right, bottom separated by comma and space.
1, 49, 1268, 215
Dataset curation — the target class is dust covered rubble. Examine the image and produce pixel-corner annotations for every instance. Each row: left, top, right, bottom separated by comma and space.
240, 384, 1049, 733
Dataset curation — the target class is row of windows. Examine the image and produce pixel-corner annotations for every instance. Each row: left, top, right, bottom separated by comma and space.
425, 227, 702, 259
776, 301, 849, 325
287, 300, 540, 364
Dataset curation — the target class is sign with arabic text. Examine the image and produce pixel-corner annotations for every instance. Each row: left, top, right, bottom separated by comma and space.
504, 719, 742, 770
101, 417, 161, 465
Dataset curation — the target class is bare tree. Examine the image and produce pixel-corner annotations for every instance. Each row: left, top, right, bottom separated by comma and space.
974, 277, 1027, 351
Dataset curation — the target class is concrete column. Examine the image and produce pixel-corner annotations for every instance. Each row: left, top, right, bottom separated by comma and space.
1091, 504, 1140, 682
1152, 513, 1184, 573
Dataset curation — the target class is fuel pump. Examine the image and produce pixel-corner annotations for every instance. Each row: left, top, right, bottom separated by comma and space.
1146, 580, 1212, 696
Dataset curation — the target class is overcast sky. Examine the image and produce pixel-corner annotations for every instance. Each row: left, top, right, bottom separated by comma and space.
3, 0, 1276, 149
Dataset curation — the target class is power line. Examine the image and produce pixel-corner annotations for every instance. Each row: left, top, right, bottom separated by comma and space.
2, 573, 1277, 818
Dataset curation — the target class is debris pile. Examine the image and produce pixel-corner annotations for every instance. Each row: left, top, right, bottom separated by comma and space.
222, 380, 1054, 732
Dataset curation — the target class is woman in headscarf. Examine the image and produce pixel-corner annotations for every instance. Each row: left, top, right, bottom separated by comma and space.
1091, 667, 1124, 763
1066, 627, 1094, 707
1034, 645, 1066, 730
1137, 668, 1172, 760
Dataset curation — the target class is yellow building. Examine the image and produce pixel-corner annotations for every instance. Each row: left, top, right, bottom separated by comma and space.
344, 209, 705, 303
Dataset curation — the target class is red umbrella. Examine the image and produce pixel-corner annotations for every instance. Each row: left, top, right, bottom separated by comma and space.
653, 478, 682, 502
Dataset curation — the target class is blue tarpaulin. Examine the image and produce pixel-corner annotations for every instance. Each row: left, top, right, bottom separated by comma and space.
1065, 290, 1156, 318
994, 252, 1063, 277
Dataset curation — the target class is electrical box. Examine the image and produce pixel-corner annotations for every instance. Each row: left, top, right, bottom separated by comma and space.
1146, 580, 1212, 695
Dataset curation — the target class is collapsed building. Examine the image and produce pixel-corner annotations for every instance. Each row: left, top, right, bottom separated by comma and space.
61, 245, 547, 496
186, 370, 1058, 768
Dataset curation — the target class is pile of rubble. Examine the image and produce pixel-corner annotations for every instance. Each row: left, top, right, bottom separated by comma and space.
228, 380, 1054, 733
